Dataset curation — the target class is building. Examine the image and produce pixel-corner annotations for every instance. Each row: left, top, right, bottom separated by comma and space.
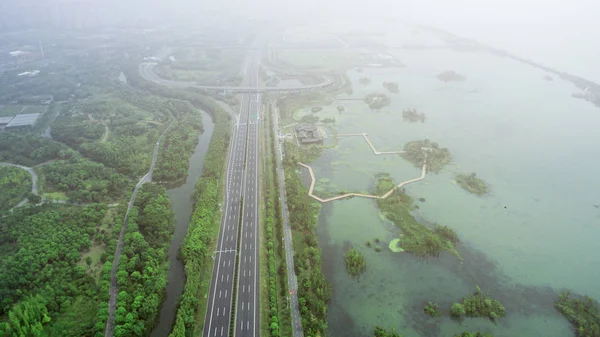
0, 116, 14, 131
5, 113, 40, 130
295, 124, 323, 144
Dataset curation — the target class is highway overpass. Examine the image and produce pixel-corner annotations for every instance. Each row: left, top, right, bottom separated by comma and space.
139, 62, 334, 94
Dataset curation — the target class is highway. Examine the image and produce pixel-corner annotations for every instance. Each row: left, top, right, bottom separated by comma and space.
203, 53, 260, 337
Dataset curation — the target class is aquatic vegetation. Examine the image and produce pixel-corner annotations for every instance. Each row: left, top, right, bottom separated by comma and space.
453, 332, 494, 337
376, 174, 461, 259
311, 106, 323, 113
456, 172, 488, 196
402, 139, 451, 173
424, 301, 441, 317
382, 81, 399, 93
364, 93, 391, 110
374, 326, 403, 337
437, 70, 466, 82
555, 291, 600, 337
388, 239, 404, 252
402, 109, 426, 123
359, 77, 372, 86
451, 286, 506, 320
344, 248, 367, 280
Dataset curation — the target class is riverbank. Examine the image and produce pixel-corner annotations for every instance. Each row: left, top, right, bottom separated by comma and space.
150, 109, 214, 336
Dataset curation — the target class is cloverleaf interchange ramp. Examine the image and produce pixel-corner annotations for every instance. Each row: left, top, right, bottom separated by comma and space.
139, 62, 334, 93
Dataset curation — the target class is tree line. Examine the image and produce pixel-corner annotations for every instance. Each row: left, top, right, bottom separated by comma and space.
282, 141, 331, 337
0, 166, 32, 211
0, 204, 107, 336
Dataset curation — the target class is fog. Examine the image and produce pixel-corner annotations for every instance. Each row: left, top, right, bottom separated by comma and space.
2, 0, 599, 80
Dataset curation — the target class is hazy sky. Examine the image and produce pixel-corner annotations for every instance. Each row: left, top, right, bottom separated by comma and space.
3, 0, 599, 80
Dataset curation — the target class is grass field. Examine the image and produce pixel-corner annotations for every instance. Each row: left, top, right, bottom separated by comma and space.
0, 105, 26, 117
22, 105, 48, 114
275, 50, 364, 70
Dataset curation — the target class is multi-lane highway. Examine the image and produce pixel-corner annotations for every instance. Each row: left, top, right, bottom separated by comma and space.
203, 53, 260, 337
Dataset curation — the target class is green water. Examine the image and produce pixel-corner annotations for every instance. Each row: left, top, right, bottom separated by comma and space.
299, 49, 600, 336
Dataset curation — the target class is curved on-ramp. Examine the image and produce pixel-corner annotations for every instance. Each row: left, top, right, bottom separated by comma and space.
139, 62, 334, 93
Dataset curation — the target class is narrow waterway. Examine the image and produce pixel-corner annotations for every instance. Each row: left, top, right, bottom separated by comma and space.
151, 109, 214, 336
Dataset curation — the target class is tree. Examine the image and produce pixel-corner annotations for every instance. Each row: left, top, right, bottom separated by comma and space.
451, 303, 466, 317
85, 256, 93, 269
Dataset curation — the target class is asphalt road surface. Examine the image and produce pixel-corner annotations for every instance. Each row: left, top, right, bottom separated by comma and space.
203, 53, 261, 337
138, 62, 332, 93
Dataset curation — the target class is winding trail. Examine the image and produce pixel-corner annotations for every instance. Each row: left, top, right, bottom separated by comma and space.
299, 161, 427, 203
0, 162, 38, 209
297, 134, 425, 202
104, 120, 174, 337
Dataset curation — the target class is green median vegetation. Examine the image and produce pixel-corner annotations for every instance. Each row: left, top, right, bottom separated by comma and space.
344, 248, 367, 280
376, 173, 461, 260
402, 139, 451, 173
0, 166, 32, 211
261, 102, 292, 336
282, 140, 331, 337
555, 291, 600, 337
456, 172, 488, 196
450, 286, 506, 320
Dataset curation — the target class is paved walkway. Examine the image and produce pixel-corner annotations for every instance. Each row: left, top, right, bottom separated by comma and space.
0, 162, 38, 209
299, 162, 426, 203
337, 133, 406, 155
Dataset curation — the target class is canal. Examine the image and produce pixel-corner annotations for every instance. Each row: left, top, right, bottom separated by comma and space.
151, 109, 215, 336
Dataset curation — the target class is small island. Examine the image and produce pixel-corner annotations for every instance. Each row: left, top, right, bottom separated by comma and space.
402, 139, 451, 173
456, 172, 488, 196
450, 286, 506, 320
359, 77, 372, 86
344, 248, 367, 280
364, 93, 391, 110
424, 301, 441, 317
374, 326, 402, 337
402, 109, 426, 123
555, 291, 600, 337
311, 106, 323, 113
437, 70, 466, 82
376, 174, 461, 260
454, 332, 494, 337
382, 81, 399, 93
